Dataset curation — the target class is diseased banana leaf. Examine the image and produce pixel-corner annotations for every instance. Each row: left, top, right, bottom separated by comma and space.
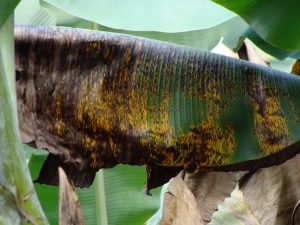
15, 26, 300, 191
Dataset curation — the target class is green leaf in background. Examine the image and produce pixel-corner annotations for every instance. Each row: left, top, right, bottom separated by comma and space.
64, 16, 248, 52
0, 0, 21, 27
212, 0, 300, 51
14, 0, 248, 52
28, 154, 161, 225
0, 15, 48, 225
40, 0, 235, 32
28, 154, 58, 225
14, 0, 56, 25
145, 183, 169, 225
243, 28, 300, 60
17, 0, 300, 59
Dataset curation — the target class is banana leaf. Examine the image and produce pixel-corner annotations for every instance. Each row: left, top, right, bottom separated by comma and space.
242, 28, 300, 60
14, 0, 248, 52
39, 0, 235, 32
17, 0, 300, 58
14, 0, 56, 26
212, 0, 300, 51
15, 26, 300, 193
0, 0, 21, 27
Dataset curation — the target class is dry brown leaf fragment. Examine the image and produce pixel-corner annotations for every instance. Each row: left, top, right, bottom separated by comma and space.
58, 167, 85, 225
291, 59, 300, 75
180, 145, 300, 225
240, 155, 300, 225
160, 172, 204, 225
237, 41, 269, 67
184, 171, 239, 223
292, 200, 300, 225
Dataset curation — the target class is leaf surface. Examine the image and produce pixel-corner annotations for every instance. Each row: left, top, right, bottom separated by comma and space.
0, 0, 21, 27
15, 26, 300, 191
212, 0, 300, 51
59, 167, 85, 225
40, 0, 235, 32
15, 0, 248, 52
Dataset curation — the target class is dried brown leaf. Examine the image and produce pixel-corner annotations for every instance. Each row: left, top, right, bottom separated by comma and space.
58, 167, 85, 225
237, 41, 269, 66
291, 59, 300, 75
160, 172, 203, 225
177, 151, 300, 225
292, 201, 300, 225
240, 155, 300, 225
184, 171, 240, 223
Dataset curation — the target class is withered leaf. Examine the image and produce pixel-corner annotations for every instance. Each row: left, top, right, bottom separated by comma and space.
184, 171, 240, 223
240, 154, 300, 225
59, 167, 85, 225
159, 172, 203, 225
291, 59, 300, 75
174, 145, 300, 225
237, 41, 269, 67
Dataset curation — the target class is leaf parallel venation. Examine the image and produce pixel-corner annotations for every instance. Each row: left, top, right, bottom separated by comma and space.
14, 25, 300, 189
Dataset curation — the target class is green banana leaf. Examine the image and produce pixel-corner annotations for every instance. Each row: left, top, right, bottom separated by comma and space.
212, 0, 300, 52
39, 0, 300, 57
0, 0, 21, 27
40, 0, 235, 32
0, 16, 48, 225
242, 28, 300, 60
16, 0, 300, 58
62, 16, 247, 52
14, 0, 248, 52
14, 0, 56, 26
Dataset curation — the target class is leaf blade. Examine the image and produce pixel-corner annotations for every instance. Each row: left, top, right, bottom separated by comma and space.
212, 0, 300, 51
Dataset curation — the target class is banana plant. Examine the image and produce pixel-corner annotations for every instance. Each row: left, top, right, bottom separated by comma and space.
2, 0, 300, 223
